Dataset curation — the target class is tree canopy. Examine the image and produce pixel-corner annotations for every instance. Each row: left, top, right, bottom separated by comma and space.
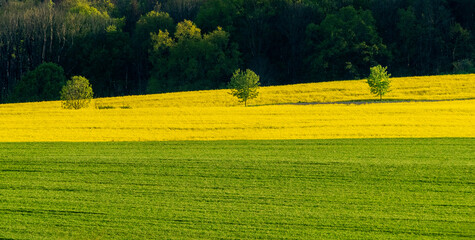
306, 6, 389, 81
228, 69, 260, 107
1, 0, 473, 103
11, 62, 66, 103
60, 76, 94, 109
147, 20, 239, 93
367, 65, 391, 100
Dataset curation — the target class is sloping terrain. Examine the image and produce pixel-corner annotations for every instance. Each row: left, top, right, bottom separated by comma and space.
0, 74, 473, 142
1, 75, 473, 239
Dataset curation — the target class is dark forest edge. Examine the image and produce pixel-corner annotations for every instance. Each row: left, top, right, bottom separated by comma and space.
1, 0, 474, 103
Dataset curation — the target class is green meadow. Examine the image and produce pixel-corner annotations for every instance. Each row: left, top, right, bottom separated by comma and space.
1, 138, 473, 239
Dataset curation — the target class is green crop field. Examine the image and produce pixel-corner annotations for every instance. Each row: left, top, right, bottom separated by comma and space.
1, 138, 473, 239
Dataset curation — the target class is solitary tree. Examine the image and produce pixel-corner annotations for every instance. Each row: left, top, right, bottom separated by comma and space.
228, 69, 260, 106
60, 76, 93, 109
367, 65, 391, 100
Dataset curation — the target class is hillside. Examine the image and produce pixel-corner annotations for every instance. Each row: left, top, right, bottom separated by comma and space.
0, 74, 474, 142
2, 74, 474, 110
97, 74, 475, 108
1, 74, 474, 239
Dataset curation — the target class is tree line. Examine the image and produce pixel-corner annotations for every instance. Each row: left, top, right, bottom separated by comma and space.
1, 0, 474, 103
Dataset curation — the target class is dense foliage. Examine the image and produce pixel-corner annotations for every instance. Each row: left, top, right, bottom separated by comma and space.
1, 0, 474, 102
228, 69, 260, 106
10, 62, 66, 102
148, 20, 239, 93
60, 76, 94, 109
367, 65, 391, 100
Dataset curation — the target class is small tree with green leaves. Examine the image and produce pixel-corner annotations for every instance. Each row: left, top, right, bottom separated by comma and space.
60, 76, 93, 109
228, 69, 260, 106
367, 65, 391, 100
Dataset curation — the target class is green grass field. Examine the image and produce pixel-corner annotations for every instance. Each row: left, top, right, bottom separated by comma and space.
1, 139, 473, 239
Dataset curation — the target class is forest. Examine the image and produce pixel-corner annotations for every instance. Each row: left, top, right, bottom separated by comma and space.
0, 0, 474, 102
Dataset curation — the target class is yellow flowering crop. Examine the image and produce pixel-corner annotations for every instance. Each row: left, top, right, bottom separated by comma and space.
96, 74, 475, 108
0, 74, 473, 142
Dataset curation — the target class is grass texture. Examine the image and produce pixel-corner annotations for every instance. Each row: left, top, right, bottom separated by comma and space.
1, 139, 473, 239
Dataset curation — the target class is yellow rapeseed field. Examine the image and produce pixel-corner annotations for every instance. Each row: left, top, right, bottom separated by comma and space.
0, 74, 473, 142
92, 73, 475, 108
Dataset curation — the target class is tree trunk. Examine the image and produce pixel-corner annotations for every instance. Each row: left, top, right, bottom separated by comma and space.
49, 6, 53, 60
